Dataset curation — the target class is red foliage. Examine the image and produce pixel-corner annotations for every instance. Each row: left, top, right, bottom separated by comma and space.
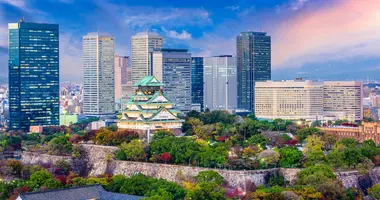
9, 186, 29, 200
55, 175, 68, 185
374, 155, 380, 166
159, 152, 172, 163
69, 134, 83, 144
83, 130, 97, 141
218, 136, 227, 142
106, 130, 139, 145
286, 139, 298, 146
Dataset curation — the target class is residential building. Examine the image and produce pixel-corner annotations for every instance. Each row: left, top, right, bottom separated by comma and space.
152, 49, 192, 112
117, 76, 184, 141
114, 55, 130, 102
323, 81, 363, 122
236, 32, 271, 112
8, 20, 59, 130
204, 55, 237, 111
191, 57, 204, 111
131, 31, 163, 85
320, 122, 380, 145
83, 32, 115, 116
255, 80, 324, 121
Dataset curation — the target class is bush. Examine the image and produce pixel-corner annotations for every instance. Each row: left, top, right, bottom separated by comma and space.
53, 159, 72, 175
258, 150, 280, 167
298, 165, 336, 187
107, 130, 139, 146
195, 171, 224, 185
368, 184, 380, 200
118, 140, 145, 161
279, 147, 303, 168
30, 170, 54, 187
46, 136, 72, 155
4, 159, 23, 177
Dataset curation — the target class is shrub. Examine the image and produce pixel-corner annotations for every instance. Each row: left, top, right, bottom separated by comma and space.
53, 159, 72, 175
368, 184, 380, 199
30, 170, 54, 187
46, 136, 72, 155
195, 170, 224, 185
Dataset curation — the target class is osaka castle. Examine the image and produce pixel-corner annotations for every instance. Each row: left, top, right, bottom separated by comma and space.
117, 76, 184, 140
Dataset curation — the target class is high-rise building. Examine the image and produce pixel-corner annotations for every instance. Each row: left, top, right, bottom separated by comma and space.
323, 81, 363, 122
237, 32, 271, 112
153, 49, 192, 113
131, 32, 163, 85
114, 55, 130, 102
204, 55, 237, 111
255, 80, 324, 121
191, 57, 204, 111
83, 32, 115, 116
8, 20, 59, 130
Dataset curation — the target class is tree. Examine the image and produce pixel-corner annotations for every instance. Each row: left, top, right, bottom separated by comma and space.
303, 135, 325, 154
342, 147, 362, 168
194, 124, 216, 140
159, 152, 172, 164
185, 182, 226, 200
195, 170, 224, 185
298, 165, 336, 187
30, 170, 54, 187
196, 145, 228, 168
368, 184, 380, 200
246, 134, 268, 149
356, 157, 375, 175
94, 129, 112, 145
336, 138, 358, 148
151, 130, 174, 141
53, 159, 72, 175
326, 150, 345, 168
106, 175, 127, 193
4, 159, 23, 177
46, 136, 72, 155
279, 147, 303, 168
258, 150, 280, 167
107, 130, 139, 146
295, 128, 320, 142
119, 140, 145, 161
42, 179, 63, 189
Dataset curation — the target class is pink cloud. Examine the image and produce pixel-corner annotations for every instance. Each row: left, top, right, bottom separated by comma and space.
272, 0, 380, 68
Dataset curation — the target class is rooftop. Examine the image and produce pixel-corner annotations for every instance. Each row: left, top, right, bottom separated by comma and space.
133, 76, 165, 87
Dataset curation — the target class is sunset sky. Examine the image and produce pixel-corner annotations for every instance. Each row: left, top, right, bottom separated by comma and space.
0, 0, 380, 82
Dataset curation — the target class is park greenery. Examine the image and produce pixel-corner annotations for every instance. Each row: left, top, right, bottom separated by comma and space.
1, 110, 380, 199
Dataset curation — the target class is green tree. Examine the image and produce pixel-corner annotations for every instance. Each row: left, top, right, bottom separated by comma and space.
258, 150, 280, 167
279, 147, 303, 168
326, 150, 345, 168
53, 159, 72, 175
304, 135, 325, 154
336, 138, 358, 148
42, 179, 63, 189
119, 140, 145, 161
30, 170, 54, 187
194, 124, 216, 140
185, 182, 226, 200
298, 165, 336, 187
368, 184, 380, 200
106, 175, 127, 193
94, 129, 112, 145
342, 147, 362, 168
195, 170, 224, 185
246, 134, 268, 149
46, 135, 73, 155
295, 128, 320, 142
196, 145, 228, 168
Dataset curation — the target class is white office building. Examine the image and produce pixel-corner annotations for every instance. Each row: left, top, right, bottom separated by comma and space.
153, 49, 192, 113
83, 32, 115, 115
255, 79, 324, 121
204, 55, 237, 111
131, 32, 163, 85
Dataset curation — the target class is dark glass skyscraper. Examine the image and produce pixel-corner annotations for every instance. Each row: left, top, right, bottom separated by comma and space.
191, 57, 204, 111
237, 32, 271, 112
8, 20, 59, 130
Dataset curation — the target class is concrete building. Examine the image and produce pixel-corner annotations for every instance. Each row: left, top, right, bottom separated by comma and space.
237, 32, 271, 112
204, 55, 237, 111
255, 80, 324, 121
114, 55, 130, 102
152, 49, 192, 113
323, 81, 363, 122
131, 32, 163, 85
83, 32, 115, 116
8, 20, 59, 130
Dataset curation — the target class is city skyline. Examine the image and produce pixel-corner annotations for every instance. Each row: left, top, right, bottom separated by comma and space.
0, 0, 380, 82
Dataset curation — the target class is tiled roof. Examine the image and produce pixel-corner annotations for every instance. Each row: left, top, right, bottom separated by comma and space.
133, 76, 164, 87
18, 185, 144, 200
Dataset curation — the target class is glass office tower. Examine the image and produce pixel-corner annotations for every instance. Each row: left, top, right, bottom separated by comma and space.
237, 32, 271, 112
8, 20, 59, 130
191, 57, 204, 111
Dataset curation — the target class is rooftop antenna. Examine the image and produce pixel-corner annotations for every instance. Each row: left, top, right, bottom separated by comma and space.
20, 16, 25, 23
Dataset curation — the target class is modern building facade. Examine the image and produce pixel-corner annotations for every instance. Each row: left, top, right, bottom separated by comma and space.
117, 76, 184, 140
83, 32, 115, 116
255, 80, 324, 121
131, 32, 163, 85
152, 49, 192, 113
323, 81, 363, 122
8, 20, 59, 130
237, 32, 271, 112
114, 55, 130, 102
204, 55, 237, 111
191, 57, 204, 111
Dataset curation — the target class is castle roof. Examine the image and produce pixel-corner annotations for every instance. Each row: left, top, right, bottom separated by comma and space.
133, 76, 164, 87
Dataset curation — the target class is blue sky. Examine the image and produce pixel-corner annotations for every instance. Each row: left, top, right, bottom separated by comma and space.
0, 0, 380, 82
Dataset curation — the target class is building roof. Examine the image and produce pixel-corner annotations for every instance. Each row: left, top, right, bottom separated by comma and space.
133, 76, 164, 87
17, 185, 144, 200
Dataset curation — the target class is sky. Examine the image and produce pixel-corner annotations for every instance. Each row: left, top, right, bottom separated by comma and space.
0, 0, 380, 83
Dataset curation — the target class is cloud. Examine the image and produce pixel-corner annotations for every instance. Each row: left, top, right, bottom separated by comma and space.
225, 6, 240, 11
162, 27, 192, 40
59, 32, 82, 82
0, 0, 25, 9
190, 33, 235, 57
122, 7, 212, 28
291, 0, 309, 11
272, 0, 380, 69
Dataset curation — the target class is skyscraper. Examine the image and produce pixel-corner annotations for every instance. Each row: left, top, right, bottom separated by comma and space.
153, 49, 192, 113
131, 32, 163, 85
204, 56, 237, 111
237, 32, 271, 112
114, 55, 130, 102
191, 57, 204, 111
83, 32, 115, 116
8, 20, 59, 130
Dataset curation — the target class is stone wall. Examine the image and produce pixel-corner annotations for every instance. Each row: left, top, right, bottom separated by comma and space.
19, 144, 380, 190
